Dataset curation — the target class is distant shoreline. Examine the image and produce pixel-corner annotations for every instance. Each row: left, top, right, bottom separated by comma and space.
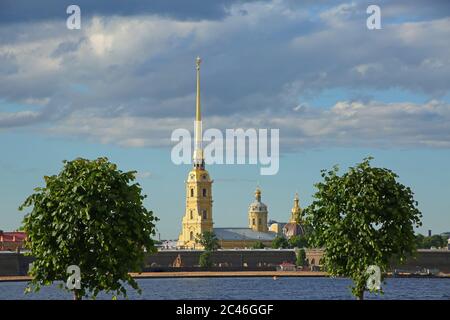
1, 270, 449, 282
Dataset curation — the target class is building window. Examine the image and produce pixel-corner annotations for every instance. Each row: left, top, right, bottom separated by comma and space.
190, 231, 194, 241
190, 188, 194, 197
190, 210, 193, 219
202, 188, 207, 197
202, 210, 207, 219
258, 218, 261, 225
252, 218, 255, 226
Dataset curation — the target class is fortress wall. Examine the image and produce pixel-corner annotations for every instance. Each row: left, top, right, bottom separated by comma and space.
1, 249, 449, 276
143, 250, 296, 268
0, 253, 20, 276
393, 250, 450, 273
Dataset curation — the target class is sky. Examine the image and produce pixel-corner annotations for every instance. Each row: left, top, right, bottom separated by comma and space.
0, 0, 449, 239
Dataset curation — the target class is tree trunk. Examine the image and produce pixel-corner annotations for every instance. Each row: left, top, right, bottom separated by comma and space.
356, 289, 364, 300
73, 289, 82, 300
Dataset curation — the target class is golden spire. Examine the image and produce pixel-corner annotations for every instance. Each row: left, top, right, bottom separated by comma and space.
196, 56, 201, 121
193, 56, 204, 168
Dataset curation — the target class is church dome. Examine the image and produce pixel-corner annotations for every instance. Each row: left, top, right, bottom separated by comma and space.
248, 187, 267, 212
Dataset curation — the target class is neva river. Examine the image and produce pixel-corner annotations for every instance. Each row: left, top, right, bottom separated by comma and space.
0, 277, 449, 300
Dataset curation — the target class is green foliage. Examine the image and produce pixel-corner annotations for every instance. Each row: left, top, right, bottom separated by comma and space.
296, 248, 306, 267
199, 251, 213, 268
271, 236, 289, 249
252, 241, 265, 249
288, 235, 309, 248
415, 234, 447, 249
305, 157, 422, 299
19, 157, 158, 299
196, 231, 220, 251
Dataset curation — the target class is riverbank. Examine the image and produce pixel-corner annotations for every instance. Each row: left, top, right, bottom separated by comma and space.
0, 271, 327, 282
1, 270, 449, 282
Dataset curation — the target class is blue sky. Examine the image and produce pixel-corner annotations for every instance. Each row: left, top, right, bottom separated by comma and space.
1, 0, 449, 238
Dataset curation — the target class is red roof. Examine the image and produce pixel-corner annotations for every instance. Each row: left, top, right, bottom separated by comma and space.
0, 232, 27, 242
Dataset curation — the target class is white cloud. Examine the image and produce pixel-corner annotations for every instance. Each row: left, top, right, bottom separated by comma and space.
136, 171, 151, 179
0, 0, 449, 150
45, 100, 450, 149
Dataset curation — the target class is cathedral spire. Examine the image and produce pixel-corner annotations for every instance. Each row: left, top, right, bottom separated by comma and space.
193, 56, 204, 168
196, 56, 201, 122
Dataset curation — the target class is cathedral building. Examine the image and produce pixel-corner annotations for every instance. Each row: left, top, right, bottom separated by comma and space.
177, 57, 302, 249
282, 193, 306, 239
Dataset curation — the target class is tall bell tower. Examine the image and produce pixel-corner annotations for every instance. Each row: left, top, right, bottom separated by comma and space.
178, 57, 213, 249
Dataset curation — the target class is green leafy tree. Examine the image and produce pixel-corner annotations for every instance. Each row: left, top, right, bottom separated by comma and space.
415, 234, 426, 249
288, 235, 309, 248
19, 157, 158, 300
416, 234, 447, 249
252, 241, 265, 249
199, 251, 213, 268
296, 248, 306, 267
196, 231, 220, 251
271, 236, 289, 249
196, 231, 220, 268
305, 157, 422, 300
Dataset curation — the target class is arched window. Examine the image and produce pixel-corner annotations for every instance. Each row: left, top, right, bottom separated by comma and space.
190, 188, 194, 197
202, 210, 207, 219
190, 231, 194, 241
190, 210, 193, 219
202, 188, 207, 197
311, 258, 315, 265
252, 218, 255, 226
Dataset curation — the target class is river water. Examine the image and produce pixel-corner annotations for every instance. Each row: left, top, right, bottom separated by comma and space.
0, 277, 449, 300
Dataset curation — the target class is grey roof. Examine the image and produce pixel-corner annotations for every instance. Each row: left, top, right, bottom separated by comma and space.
213, 228, 277, 241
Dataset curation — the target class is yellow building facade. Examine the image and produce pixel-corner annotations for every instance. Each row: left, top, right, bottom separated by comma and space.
248, 187, 268, 232
177, 57, 214, 249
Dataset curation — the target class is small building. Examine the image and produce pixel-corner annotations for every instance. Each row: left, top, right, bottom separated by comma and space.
268, 220, 286, 235
0, 231, 27, 252
277, 262, 297, 271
